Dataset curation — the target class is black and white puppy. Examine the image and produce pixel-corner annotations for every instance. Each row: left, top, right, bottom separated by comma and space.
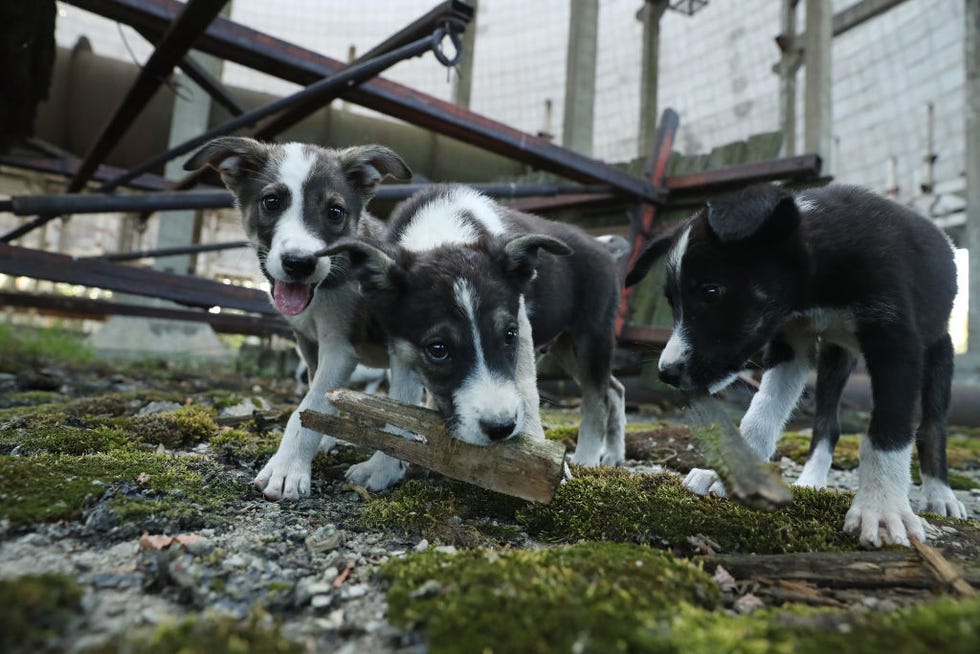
325, 186, 627, 489
184, 137, 411, 499
626, 183, 967, 547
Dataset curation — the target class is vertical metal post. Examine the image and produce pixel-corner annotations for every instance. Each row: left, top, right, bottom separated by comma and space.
638, 0, 669, 158
803, 0, 832, 164
562, 0, 598, 155
965, 0, 980, 359
453, 0, 477, 107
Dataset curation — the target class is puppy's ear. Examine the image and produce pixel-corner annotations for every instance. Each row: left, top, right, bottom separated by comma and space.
624, 234, 674, 287
705, 184, 800, 245
183, 136, 268, 190
338, 145, 412, 202
498, 234, 572, 284
319, 237, 403, 295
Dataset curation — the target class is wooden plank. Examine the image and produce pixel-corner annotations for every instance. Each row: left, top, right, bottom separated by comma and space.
300, 390, 567, 503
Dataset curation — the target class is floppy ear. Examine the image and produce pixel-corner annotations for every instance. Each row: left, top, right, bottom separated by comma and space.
318, 237, 402, 295
498, 234, 572, 284
705, 184, 800, 245
183, 136, 268, 190
338, 145, 412, 202
624, 233, 674, 287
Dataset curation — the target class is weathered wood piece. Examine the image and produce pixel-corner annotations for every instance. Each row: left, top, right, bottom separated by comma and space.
700, 550, 980, 590
687, 398, 793, 511
911, 538, 979, 597
300, 390, 567, 503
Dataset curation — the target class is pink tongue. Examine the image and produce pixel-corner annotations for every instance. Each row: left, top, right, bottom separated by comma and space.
272, 282, 313, 316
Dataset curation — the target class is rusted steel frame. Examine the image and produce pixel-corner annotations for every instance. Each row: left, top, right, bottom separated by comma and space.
615, 108, 679, 338
0, 152, 199, 192
62, 0, 664, 203
99, 28, 449, 193
617, 325, 672, 347
92, 240, 251, 262
2, 183, 613, 218
252, 0, 473, 141
665, 154, 823, 195
0, 291, 289, 338
136, 27, 246, 117
0, 244, 274, 315
65, 0, 228, 194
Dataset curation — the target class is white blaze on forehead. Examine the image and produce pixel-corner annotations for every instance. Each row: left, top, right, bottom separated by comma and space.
267, 143, 328, 281
450, 279, 523, 444
666, 223, 692, 276
399, 187, 506, 252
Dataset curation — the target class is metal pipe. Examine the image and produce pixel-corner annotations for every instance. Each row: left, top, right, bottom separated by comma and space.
98, 27, 453, 193
2, 183, 613, 218
94, 240, 251, 262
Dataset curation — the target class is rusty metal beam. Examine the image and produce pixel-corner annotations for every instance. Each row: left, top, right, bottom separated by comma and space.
0, 291, 289, 337
62, 0, 663, 203
665, 153, 823, 195
65, 0, 228, 194
0, 243, 274, 315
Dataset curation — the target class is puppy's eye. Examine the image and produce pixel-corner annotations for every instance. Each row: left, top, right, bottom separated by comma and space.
326, 204, 346, 223
261, 194, 281, 212
699, 284, 725, 302
425, 342, 449, 362
504, 326, 518, 346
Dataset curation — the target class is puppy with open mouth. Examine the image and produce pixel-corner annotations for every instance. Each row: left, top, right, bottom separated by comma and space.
626, 183, 966, 547
184, 137, 411, 499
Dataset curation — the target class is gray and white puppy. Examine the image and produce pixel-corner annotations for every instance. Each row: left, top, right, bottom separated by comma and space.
184, 136, 411, 499
325, 186, 627, 489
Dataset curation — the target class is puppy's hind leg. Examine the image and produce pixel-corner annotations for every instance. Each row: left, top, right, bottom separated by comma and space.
601, 375, 627, 465
916, 334, 966, 518
794, 343, 856, 488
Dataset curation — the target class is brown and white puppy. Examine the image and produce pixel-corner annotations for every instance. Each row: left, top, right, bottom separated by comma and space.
184, 137, 411, 499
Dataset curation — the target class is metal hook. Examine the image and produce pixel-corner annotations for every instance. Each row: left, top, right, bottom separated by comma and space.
431, 23, 464, 68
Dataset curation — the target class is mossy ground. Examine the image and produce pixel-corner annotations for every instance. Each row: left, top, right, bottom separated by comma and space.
0, 574, 83, 654
383, 544, 980, 654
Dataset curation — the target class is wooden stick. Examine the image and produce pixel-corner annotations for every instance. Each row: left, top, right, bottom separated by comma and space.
700, 550, 980, 590
687, 398, 793, 511
300, 390, 567, 503
911, 538, 978, 597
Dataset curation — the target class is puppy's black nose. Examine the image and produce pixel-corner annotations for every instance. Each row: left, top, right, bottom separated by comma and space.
659, 362, 684, 387
281, 253, 316, 278
480, 419, 516, 442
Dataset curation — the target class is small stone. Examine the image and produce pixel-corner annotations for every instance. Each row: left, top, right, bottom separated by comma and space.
970, 488, 980, 497
311, 594, 334, 611
219, 397, 269, 418
340, 583, 368, 600
733, 593, 764, 614
306, 524, 343, 552
138, 401, 182, 416
433, 545, 457, 554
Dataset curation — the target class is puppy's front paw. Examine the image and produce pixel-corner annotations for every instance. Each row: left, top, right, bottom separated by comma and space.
919, 480, 967, 519
253, 454, 312, 501
843, 492, 925, 547
568, 448, 602, 467
683, 468, 727, 497
345, 451, 407, 491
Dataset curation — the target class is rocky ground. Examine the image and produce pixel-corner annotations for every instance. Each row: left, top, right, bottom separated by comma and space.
1, 328, 979, 653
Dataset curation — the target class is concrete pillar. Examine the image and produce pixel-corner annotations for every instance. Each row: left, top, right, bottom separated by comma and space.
775, 0, 803, 156
562, 0, 598, 156
452, 0, 477, 108
966, 0, 980, 362
638, 0, 669, 157
803, 0, 832, 164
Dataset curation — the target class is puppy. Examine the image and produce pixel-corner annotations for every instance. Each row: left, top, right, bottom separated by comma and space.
184, 137, 411, 499
626, 183, 967, 547
325, 185, 627, 488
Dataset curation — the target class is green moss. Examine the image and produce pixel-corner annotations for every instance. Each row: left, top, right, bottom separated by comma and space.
211, 428, 280, 464
0, 416, 131, 456
361, 479, 460, 536
777, 432, 861, 469
0, 574, 83, 654
129, 406, 217, 449
88, 612, 302, 654
946, 433, 980, 469
517, 467, 857, 554
544, 424, 577, 449
0, 390, 185, 422
0, 451, 246, 529
910, 468, 979, 491
382, 542, 720, 654
0, 323, 94, 371
2, 391, 65, 407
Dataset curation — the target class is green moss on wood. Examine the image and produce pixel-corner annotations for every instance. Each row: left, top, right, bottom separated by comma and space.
0, 574, 83, 654
382, 542, 720, 654
517, 467, 857, 553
